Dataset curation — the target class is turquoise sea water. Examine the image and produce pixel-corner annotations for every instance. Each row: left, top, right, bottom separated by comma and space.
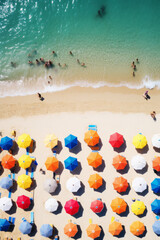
0, 0, 160, 96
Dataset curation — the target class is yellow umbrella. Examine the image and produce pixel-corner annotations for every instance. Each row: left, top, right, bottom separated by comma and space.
17, 174, 32, 189
131, 200, 146, 216
17, 134, 32, 148
44, 134, 58, 148
132, 134, 147, 149
18, 155, 32, 169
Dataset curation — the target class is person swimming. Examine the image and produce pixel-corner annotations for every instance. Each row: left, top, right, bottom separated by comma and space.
36, 59, 40, 65
11, 62, 16, 68
97, 5, 106, 17
40, 58, 45, 63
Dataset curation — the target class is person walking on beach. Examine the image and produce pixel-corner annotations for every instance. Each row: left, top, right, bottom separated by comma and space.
150, 111, 156, 120
37, 93, 44, 101
69, 51, 73, 55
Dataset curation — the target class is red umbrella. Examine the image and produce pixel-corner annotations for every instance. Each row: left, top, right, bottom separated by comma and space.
16, 195, 31, 209
109, 132, 124, 148
64, 199, 80, 215
90, 200, 104, 213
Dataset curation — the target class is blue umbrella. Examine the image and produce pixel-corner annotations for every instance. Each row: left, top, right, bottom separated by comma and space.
40, 224, 53, 237
64, 156, 78, 171
0, 137, 13, 150
153, 220, 160, 235
151, 178, 160, 193
151, 199, 160, 215
0, 219, 10, 231
0, 177, 13, 189
64, 134, 78, 149
19, 221, 32, 235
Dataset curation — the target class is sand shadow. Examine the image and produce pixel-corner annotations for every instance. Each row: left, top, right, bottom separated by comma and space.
29, 223, 37, 237
119, 184, 131, 196
94, 160, 105, 172
72, 162, 82, 175
74, 182, 85, 196
119, 205, 129, 217
53, 225, 59, 238
135, 164, 148, 174
94, 180, 106, 193
152, 190, 160, 197
6, 201, 17, 215
51, 184, 61, 195
136, 145, 149, 154
96, 226, 105, 240
53, 201, 63, 215
29, 139, 36, 153
74, 225, 82, 239
11, 161, 20, 174
137, 186, 149, 196
138, 227, 147, 238
25, 199, 34, 212
153, 169, 160, 176
74, 202, 84, 219
117, 162, 130, 174
0, 165, 4, 175
69, 140, 82, 154
10, 141, 19, 155
153, 147, 160, 153
90, 138, 103, 151
117, 225, 126, 238
10, 179, 17, 193
28, 179, 37, 192
52, 141, 63, 154
96, 203, 107, 217
114, 140, 127, 153
138, 207, 147, 218
8, 223, 15, 232
55, 161, 64, 175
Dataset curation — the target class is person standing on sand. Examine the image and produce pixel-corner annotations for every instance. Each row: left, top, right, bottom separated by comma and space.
150, 111, 156, 120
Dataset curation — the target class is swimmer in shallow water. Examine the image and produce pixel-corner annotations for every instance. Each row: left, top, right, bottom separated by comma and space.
11, 62, 16, 68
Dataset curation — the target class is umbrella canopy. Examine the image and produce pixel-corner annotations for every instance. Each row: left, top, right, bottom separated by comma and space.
151, 178, 160, 194
0, 176, 13, 189
16, 195, 31, 209
1, 154, 15, 169
152, 134, 160, 148
44, 178, 57, 193
109, 221, 123, 236
153, 157, 160, 172
132, 177, 147, 193
90, 200, 104, 213
151, 199, 160, 215
87, 152, 102, 168
45, 198, 58, 212
110, 197, 127, 214
112, 155, 127, 170
17, 174, 32, 189
86, 224, 101, 239
65, 134, 78, 149
64, 222, 78, 237
130, 221, 145, 236
132, 134, 147, 149
0, 219, 10, 231
113, 176, 128, 193
64, 156, 78, 171
109, 132, 124, 148
153, 220, 160, 235
64, 199, 80, 215
131, 155, 146, 170
45, 157, 59, 172
44, 134, 58, 148
131, 200, 146, 216
17, 134, 32, 148
19, 221, 32, 235
18, 155, 32, 169
84, 130, 99, 147
0, 136, 13, 150
66, 177, 81, 193
40, 224, 53, 237
88, 173, 103, 189
0, 197, 13, 211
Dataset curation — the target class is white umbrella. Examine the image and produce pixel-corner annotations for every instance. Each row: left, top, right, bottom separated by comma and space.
152, 134, 160, 148
131, 155, 146, 170
44, 179, 57, 193
45, 198, 58, 212
132, 177, 147, 193
66, 177, 81, 192
0, 197, 13, 211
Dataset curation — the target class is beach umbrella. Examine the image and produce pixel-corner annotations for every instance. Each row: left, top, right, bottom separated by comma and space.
0, 136, 13, 150
66, 177, 81, 192
64, 156, 78, 171
132, 177, 147, 193
17, 134, 32, 148
151, 199, 160, 215
0, 197, 13, 211
109, 221, 123, 236
0, 176, 13, 189
109, 132, 124, 148
87, 152, 102, 168
110, 197, 127, 214
132, 133, 147, 149
112, 155, 127, 170
152, 134, 160, 148
64, 222, 78, 237
113, 176, 128, 193
131, 200, 146, 216
1, 154, 15, 169
40, 224, 53, 237
44, 178, 57, 193
45, 198, 58, 212
151, 178, 160, 194
84, 130, 99, 147
131, 155, 146, 170
19, 221, 32, 235
130, 221, 145, 236
0, 219, 10, 231
17, 174, 32, 189
65, 134, 78, 149
88, 173, 103, 189
18, 155, 32, 169
90, 200, 104, 213
45, 157, 59, 172
86, 224, 101, 239
44, 134, 58, 148
153, 157, 160, 172
152, 220, 160, 235
64, 199, 80, 215
16, 195, 31, 209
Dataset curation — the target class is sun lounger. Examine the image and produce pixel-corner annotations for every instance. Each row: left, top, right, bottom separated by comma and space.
88, 125, 97, 131
8, 174, 11, 178
55, 175, 60, 183
111, 216, 115, 222
12, 173, 15, 180
8, 217, 12, 222
31, 167, 34, 179
22, 217, 26, 222
54, 236, 59, 240
26, 148, 29, 155
0, 192, 1, 198
156, 216, 160, 220
92, 150, 98, 152
11, 217, 15, 224
89, 218, 92, 224
73, 197, 77, 201
30, 212, 34, 224
8, 190, 12, 198
97, 198, 101, 200
68, 219, 72, 223
26, 169, 29, 175
53, 151, 56, 157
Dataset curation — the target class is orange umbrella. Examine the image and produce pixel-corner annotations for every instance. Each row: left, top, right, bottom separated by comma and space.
84, 130, 99, 146
64, 222, 78, 237
86, 224, 101, 239
113, 176, 128, 193
87, 152, 102, 168
110, 197, 127, 214
88, 174, 103, 189
130, 221, 145, 236
153, 157, 160, 172
45, 157, 59, 172
112, 155, 127, 170
1, 154, 16, 169
109, 221, 123, 236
